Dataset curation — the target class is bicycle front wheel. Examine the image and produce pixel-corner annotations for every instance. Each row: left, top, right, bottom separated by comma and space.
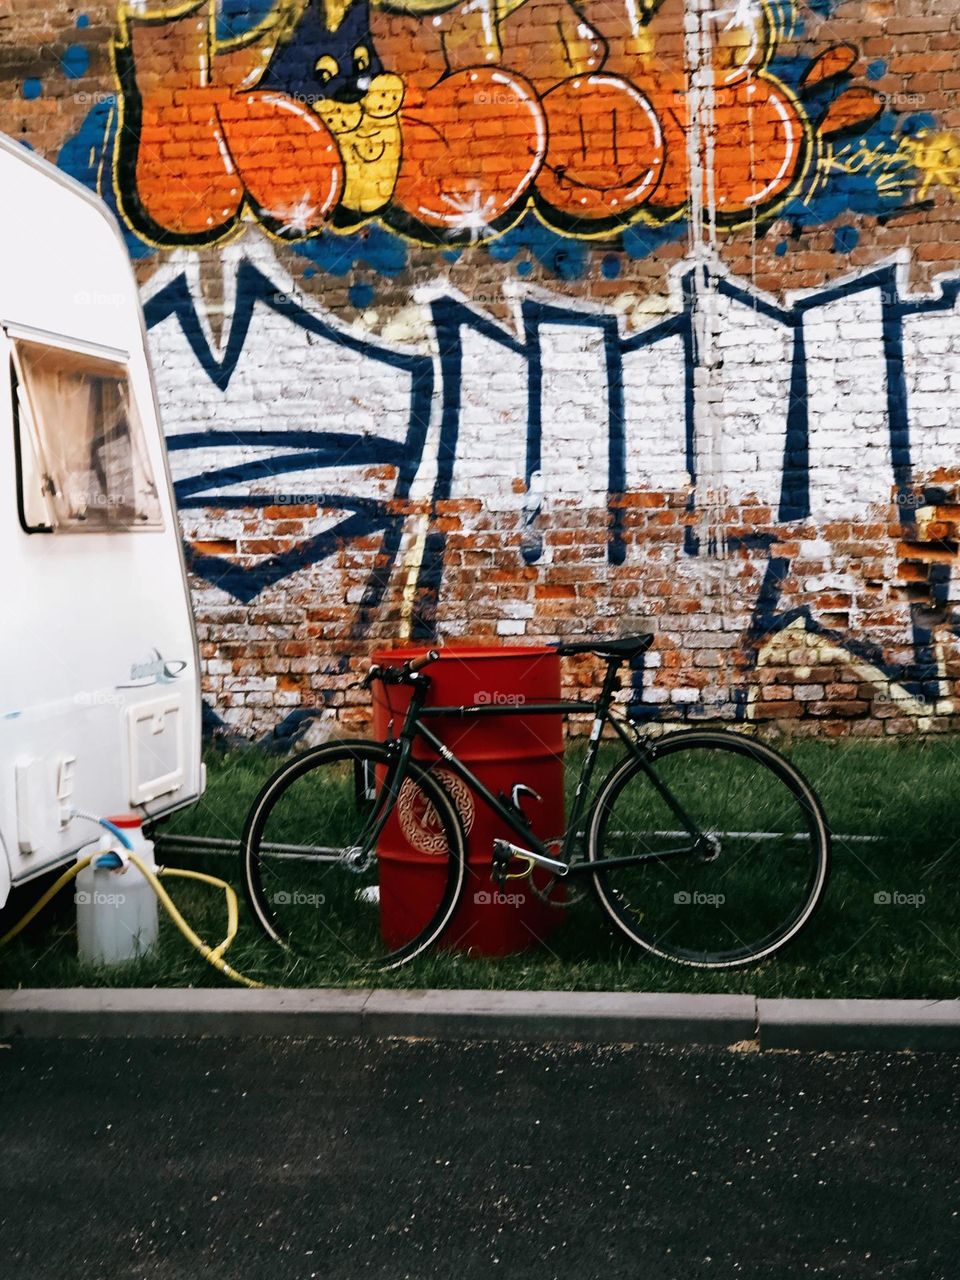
588, 731, 830, 968
242, 740, 467, 973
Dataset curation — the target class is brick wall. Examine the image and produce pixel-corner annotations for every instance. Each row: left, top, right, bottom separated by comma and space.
4, 0, 960, 741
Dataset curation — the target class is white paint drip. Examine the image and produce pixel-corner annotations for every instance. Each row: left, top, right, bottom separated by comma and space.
684, 0, 728, 568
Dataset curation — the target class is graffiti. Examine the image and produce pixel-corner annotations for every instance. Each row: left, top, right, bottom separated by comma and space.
143, 241, 433, 606
822, 138, 915, 201
113, 0, 341, 245
259, 0, 405, 217
141, 233, 960, 729
901, 130, 960, 202
67, 0, 904, 253
147, 237, 960, 557
24, 0, 960, 736
748, 619, 941, 729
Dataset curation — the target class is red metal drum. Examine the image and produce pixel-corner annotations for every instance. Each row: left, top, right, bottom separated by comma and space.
372, 646, 566, 957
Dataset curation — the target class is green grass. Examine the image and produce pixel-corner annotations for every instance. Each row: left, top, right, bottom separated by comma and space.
3, 735, 960, 997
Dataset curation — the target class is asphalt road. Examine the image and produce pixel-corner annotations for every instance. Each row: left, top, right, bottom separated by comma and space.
1, 1037, 958, 1279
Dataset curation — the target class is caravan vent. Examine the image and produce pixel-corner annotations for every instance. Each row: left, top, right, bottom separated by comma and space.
126, 695, 184, 805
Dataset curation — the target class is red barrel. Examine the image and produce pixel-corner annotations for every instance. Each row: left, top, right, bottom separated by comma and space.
372, 646, 566, 957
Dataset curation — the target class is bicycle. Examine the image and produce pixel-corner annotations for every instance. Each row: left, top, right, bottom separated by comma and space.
241, 637, 830, 973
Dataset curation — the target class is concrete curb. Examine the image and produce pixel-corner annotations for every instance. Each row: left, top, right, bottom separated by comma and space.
3, 989, 960, 1050
757, 998, 960, 1052
0, 989, 756, 1046
0, 988, 369, 1039
361, 990, 757, 1044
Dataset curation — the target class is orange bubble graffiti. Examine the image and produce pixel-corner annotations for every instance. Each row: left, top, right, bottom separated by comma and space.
110, 0, 884, 247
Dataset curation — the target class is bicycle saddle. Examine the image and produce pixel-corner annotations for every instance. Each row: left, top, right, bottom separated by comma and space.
555, 635, 654, 660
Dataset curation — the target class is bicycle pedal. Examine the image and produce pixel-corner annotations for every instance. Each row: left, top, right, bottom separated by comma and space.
491, 839, 512, 886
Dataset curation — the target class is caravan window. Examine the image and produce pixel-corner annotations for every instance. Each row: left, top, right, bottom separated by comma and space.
12, 338, 163, 532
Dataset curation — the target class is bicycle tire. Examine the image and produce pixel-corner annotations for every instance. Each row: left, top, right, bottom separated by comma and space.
241, 739, 467, 972
587, 730, 830, 968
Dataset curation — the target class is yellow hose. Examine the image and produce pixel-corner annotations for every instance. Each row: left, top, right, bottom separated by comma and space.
152, 865, 239, 962
0, 855, 94, 949
131, 856, 264, 989
0, 851, 267, 990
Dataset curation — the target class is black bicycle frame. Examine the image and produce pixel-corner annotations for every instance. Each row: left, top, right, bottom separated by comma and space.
378, 660, 708, 876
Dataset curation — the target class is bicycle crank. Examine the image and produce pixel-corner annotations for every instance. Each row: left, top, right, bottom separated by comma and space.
491, 838, 568, 886
527, 839, 588, 909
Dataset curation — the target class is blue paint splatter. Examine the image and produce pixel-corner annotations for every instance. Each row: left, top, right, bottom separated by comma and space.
442, 250, 461, 263
833, 225, 860, 254
22, 79, 42, 100
292, 224, 407, 278
488, 214, 589, 281
76, 14, 90, 29
491, 215, 684, 275
901, 112, 937, 137
867, 59, 887, 82
217, 0, 277, 41
763, 54, 809, 95
303, 267, 315, 280
775, 240, 789, 258
622, 218, 688, 260
348, 281, 375, 308
778, 108, 919, 228
62, 44, 90, 79
57, 97, 155, 259
768, 51, 922, 232
516, 260, 533, 277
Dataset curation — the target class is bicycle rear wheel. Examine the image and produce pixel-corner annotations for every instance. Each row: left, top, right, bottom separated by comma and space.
588, 731, 830, 968
242, 740, 467, 973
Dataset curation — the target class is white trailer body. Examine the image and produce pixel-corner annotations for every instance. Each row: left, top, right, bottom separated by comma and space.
0, 133, 203, 906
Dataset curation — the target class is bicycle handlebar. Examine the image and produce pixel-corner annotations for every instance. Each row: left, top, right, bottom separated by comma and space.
409, 649, 440, 674
364, 649, 439, 688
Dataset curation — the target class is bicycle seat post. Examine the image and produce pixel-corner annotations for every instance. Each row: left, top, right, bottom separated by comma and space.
596, 654, 623, 717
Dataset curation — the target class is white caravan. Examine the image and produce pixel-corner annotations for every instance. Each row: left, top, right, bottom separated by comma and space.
0, 133, 203, 908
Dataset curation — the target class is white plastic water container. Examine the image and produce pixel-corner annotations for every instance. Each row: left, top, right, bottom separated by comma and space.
76, 816, 159, 965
